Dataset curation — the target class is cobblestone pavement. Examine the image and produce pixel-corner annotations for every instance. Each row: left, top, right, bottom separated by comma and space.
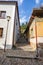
0, 55, 43, 65
0, 50, 43, 65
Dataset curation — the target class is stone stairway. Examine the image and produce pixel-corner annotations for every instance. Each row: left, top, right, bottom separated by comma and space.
16, 33, 34, 51
0, 50, 43, 65
17, 33, 28, 43
6, 49, 36, 58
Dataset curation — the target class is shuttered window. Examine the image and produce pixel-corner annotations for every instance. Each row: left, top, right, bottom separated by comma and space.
0, 28, 3, 37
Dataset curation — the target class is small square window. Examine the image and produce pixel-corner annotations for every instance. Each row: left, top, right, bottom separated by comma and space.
30, 28, 33, 35
0, 28, 3, 37
0, 11, 6, 19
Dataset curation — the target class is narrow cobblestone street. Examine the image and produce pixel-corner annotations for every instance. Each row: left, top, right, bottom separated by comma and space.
0, 49, 43, 65
0, 36, 43, 65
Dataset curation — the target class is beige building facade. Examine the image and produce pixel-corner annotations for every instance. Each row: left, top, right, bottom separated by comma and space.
25, 7, 43, 51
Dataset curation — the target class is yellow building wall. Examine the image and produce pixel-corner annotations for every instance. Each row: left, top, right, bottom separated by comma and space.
29, 20, 35, 38
29, 21, 36, 50
26, 21, 35, 42
36, 22, 43, 37
26, 17, 43, 51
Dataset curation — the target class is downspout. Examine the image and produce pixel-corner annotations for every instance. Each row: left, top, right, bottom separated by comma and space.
35, 21, 38, 57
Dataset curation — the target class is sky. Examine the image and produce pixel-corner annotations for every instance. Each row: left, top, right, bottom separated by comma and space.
1, 0, 43, 25
18, 0, 43, 25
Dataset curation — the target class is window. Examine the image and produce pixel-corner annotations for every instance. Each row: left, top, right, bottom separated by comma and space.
30, 28, 33, 35
31, 28, 33, 33
0, 28, 3, 37
0, 11, 6, 19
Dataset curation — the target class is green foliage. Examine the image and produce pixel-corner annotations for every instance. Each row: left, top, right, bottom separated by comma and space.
20, 24, 27, 33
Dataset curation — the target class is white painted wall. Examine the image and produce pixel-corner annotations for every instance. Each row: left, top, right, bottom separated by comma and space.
29, 37, 43, 51
37, 37, 43, 43
14, 8, 20, 45
0, 4, 15, 49
30, 37, 43, 45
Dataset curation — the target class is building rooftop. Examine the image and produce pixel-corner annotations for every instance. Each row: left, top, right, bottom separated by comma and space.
0, 1, 17, 5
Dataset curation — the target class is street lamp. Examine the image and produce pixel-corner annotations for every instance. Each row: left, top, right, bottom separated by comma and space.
4, 16, 11, 52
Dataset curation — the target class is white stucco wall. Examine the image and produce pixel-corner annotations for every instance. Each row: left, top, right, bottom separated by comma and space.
37, 37, 43, 43
14, 8, 20, 45
0, 4, 15, 49
29, 20, 35, 38
30, 37, 43, 45
30, 37, 43, 51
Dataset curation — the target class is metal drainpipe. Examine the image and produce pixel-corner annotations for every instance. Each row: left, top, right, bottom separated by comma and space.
35, 21, 38, 57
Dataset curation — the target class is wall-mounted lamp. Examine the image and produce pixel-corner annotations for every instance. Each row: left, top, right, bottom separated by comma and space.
7, 16, 11, 22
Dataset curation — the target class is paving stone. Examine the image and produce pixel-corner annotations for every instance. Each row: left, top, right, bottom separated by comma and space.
6, 49, 36, 58
0, 49, 43, 65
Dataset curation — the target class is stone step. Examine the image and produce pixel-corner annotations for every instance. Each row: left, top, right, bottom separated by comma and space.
17, 38, 27, 43
6, 50, 36, 58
